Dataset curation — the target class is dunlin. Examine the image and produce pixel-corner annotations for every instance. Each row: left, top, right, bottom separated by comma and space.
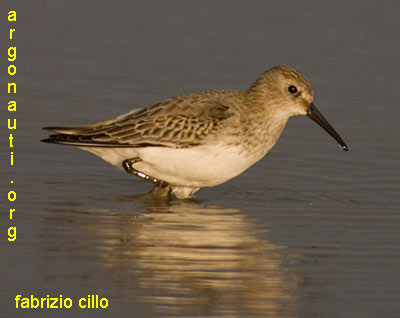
42, 66, 348, 198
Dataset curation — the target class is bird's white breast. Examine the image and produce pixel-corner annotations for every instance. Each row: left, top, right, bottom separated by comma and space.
82, 143, 266, 188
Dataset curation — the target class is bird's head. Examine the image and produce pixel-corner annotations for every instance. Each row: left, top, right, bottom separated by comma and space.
248, 66, 348, 151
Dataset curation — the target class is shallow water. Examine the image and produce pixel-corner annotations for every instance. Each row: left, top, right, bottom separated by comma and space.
1, 1, 400, 317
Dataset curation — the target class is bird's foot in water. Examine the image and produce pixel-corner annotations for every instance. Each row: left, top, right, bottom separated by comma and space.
170, 186, 200, 199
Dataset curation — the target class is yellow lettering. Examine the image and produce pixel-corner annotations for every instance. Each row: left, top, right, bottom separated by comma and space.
21, 298, 28, 308
8, 190, 16, 201
8, 119, 16, 129
9, 134, 14, 147
50, 297, 58, 309
8, 11, 17, 22
8, 65, 16, 76
30, 295, 39, 309
79, 298, 86, 308
8, 227, 16, 241
100, 298, 109, 308
10, 209, 15, 219
8, 83, 16, 94
8, 101, 16, 111
11, 152, 14, 165
15, 295, 21, 308
64, 298, 72, 308
10, 29, 15, 39
8, 47, 16, 61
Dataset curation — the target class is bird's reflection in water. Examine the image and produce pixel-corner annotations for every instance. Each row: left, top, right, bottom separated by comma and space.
79, 193, 299, 317
46, 193, 299, 317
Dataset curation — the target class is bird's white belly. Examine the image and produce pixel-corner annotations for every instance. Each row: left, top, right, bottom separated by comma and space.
82, 144, 264, 187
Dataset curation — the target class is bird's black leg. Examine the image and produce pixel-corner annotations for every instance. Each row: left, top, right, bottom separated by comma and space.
122, 158, 169, 188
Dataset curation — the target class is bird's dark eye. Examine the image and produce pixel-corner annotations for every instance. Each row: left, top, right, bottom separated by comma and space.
288, 85, 297, 94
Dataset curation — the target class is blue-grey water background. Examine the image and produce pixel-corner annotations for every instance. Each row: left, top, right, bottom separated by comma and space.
1, 1, 399, 317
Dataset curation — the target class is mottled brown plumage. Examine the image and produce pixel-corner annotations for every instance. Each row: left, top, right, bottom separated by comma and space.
42, 66, 348, 198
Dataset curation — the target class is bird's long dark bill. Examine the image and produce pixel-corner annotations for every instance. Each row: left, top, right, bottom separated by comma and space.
307, 103, 348, 151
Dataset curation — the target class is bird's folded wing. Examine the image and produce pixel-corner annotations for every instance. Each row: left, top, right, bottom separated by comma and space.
42, 97, 232, 148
